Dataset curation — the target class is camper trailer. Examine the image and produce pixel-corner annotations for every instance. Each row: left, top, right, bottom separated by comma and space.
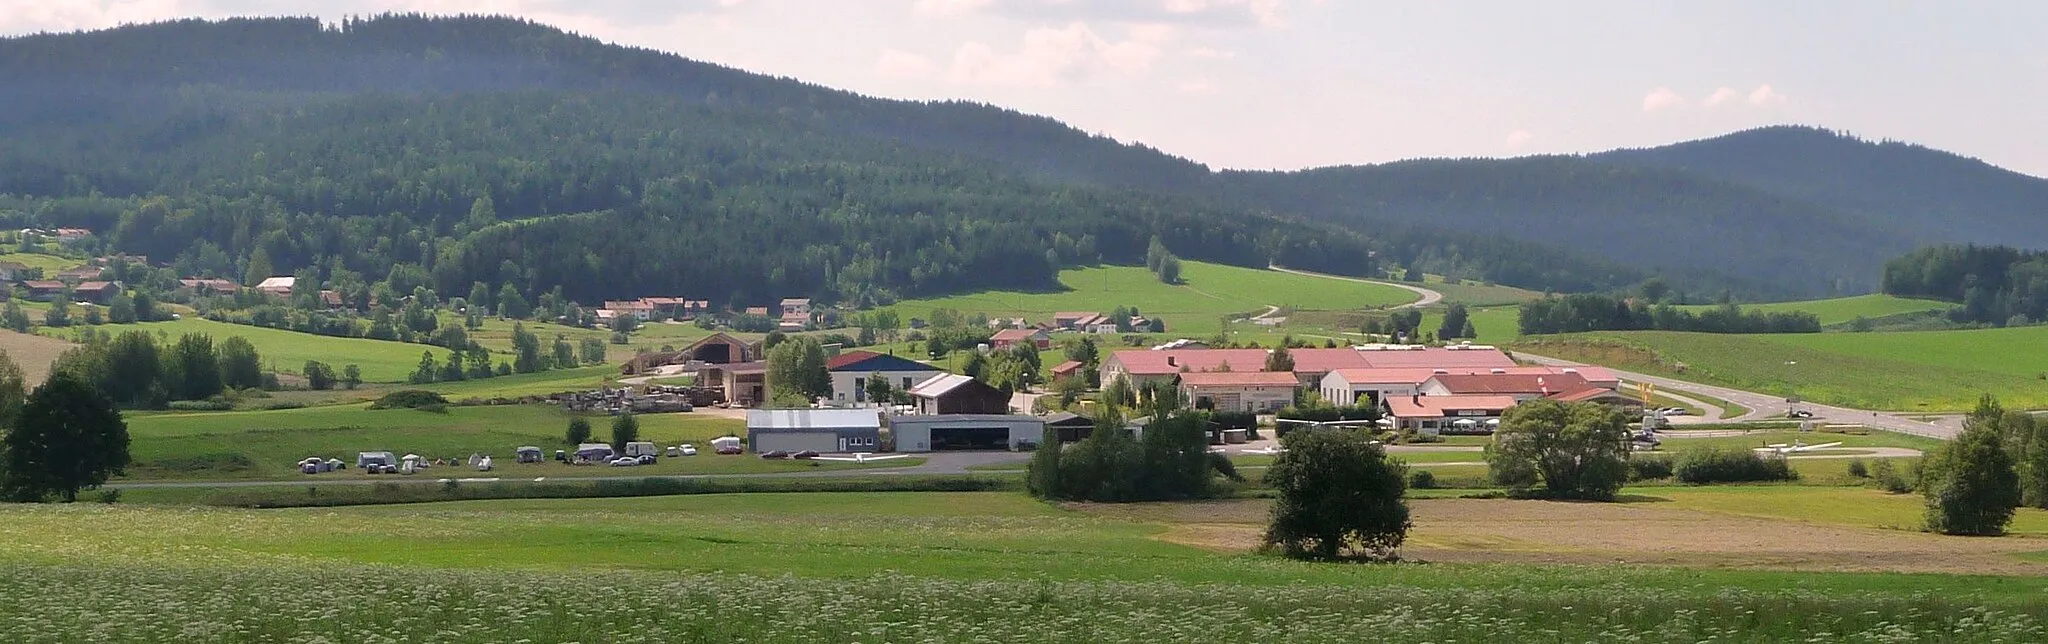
356, 451, 396, 472
574, 443, 616, 463
710, 436, 743, 455
623, 441, 659, 459
516, 446, 544, 464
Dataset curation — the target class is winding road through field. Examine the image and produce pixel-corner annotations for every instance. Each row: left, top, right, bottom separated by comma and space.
1514, 351, 1960, 440
1267, 265, 1443, 309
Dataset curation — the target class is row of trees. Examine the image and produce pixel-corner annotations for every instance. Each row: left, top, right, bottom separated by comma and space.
1518, 294, 1821, 336
563, 414, 641, 452
1881, 244, 2048, 326
1145, 236, 1183, 285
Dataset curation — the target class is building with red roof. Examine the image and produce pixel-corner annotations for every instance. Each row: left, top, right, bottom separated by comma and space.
1177, 370, 1302, 413
989, 327, 1051, 350
1420, 372, 1593, 402
1385, 394, 1519, 435
1100, 348, 1271, 389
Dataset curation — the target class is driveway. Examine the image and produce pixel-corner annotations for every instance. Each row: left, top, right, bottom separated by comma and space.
1267, 265, 1443, 309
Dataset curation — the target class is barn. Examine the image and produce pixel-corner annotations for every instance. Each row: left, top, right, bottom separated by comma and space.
889, 414, 1046, 452
745, 409, 883, 453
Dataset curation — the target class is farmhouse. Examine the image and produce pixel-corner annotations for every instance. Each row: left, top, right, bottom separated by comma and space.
0, 261, 28, 282
319, 290, 346, 309
1420, 372, 1595, 402
778, 298, 812, 331
889, 414, 1045, 452
1048, 360, 1084, 381
22, 280, 64, 301
1385, 394, 1519, 435
56, 266, 105, 282
827, 350, 943, 405
255, 276, 295, 297
989, 327, 1051, 350
602, 300, 655, 320
908, 373, 1011, 415
71, 281, 120, 304
179, 278, 240, 295
1178, 371, 1300, 413
621, 332, 763, 375
746, 409, 882, 453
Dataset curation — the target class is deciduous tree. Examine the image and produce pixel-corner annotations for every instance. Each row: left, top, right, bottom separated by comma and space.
1486, 400, 1631, 501
1264, 427, 1410, 561
1923, 396, 2022, 535
2, 371, 130, 502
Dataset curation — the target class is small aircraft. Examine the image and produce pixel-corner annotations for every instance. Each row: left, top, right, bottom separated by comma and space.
1758, 440, 1843, 455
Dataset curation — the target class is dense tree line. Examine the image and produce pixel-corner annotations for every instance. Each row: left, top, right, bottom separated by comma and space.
49, 330, 275, 408
0, 15, 1393, 310
1518, 294, 1820, 335
1881, 244, 2048, 326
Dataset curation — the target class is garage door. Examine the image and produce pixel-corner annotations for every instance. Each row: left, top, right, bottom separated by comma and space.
930, 426, 1010, 450
754, 432, 841, 453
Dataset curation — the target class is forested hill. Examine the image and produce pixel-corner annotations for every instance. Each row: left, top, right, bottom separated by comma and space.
0, 15, 1392, 307
1598, 126, 2048, 246
3, 16, 2039, 304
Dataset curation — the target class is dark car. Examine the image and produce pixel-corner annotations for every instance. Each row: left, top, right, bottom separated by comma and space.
791, 450, 820, 460
758, 450, 790, 459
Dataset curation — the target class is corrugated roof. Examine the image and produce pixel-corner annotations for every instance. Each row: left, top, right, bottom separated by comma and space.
1357, 347, 1516, 369
1386, 395, 1519, 418
746, 408, 882, 430
1108, 349, 1270, 376
828, 351, 940, 373
1426, 372, 1592, 395
1286, 348, 1374, 374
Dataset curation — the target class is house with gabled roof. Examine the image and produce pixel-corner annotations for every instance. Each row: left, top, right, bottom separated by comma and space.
827, 350, 945, 405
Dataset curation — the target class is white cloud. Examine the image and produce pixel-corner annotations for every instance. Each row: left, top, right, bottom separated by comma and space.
977, 0, 1289, 29
948, 21, 1174, 86
1641, 87, 1686, 113
0, 0, 188, 34
1504, 129, 1534, 148
1703, 86, 1740, 107
874, 49, 937, 78
1747, 83, 1786, 106
913, 0, 991, 16
1178, 77, 1218, 95
1183, 46, 1235, 59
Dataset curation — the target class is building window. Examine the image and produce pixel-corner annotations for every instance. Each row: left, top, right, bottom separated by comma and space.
902, 377, 914, 389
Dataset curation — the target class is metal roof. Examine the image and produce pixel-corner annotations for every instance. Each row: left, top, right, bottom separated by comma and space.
747, 408, 883, 430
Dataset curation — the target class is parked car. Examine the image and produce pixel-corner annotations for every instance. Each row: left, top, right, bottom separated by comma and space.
1789, 409, 1815, 419
609, 457, 639, 467
758, 450, 790, 459
791, 450, 820, 460
680, 444, 698, 456
1663, 408, 1689, 416
635, 454, 657, 465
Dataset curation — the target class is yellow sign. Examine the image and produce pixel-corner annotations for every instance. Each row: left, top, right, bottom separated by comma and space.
1635, 382, 1655, 405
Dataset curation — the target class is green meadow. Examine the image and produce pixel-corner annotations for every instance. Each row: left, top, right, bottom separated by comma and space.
2, 490, 2045, 642
43, 317, 444, 383
119, 403, 750, 480
885, 261, 1418, 334
1678, 293, 1950, 326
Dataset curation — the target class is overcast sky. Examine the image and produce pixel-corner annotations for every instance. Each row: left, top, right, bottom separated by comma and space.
7, 0, 2047, 176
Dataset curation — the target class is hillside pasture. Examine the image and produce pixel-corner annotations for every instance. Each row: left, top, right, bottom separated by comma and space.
1678, 294, 1950, 326
886, 261, 1418, 334
0, 251, 84, 273
1516, 327, 2048, 410
42, 318, 442, 383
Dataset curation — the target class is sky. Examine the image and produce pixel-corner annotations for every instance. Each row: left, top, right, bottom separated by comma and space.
6, 0, 2047, 176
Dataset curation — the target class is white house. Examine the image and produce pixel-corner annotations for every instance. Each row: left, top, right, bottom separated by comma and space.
1178, 371, 1300, 413
825, 350, 945, 405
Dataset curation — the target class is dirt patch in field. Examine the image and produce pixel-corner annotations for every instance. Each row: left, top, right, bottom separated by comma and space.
1070, 498, 2048, 575
0, 329, 77, 384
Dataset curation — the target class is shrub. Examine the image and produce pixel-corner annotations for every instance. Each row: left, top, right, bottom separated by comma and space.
1408, 469, 1436, 489
368, 390, 450, 410
1871, 459, 1914, 493
1627, 455, 1674, 481
263, 401, 308, 411
167, 399, 234, 411
1673, 446, 1797, 484
1210, 411, 1258, 430
1846, 459, 1869, 478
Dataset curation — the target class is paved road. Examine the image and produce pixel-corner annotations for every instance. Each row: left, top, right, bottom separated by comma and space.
1515, 351, 1959, 440
1267, 265, 1443, 309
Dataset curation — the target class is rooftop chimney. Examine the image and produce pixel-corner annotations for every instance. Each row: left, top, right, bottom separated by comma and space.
1167, 356, 1177, 367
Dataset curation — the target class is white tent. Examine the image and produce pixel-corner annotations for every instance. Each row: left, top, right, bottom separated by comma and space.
1452, 418, 1480, 430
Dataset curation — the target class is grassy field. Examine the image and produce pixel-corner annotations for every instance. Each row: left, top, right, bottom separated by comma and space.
120, 403, 749, 480
4, 490, 2048, 641
42, 318, 447, 383
1420, 275, 1545, 306
0, 250, 84, 273
885, 261, 1418, 334
1516, 326, 2048, 410
1678, 293, 1950, 326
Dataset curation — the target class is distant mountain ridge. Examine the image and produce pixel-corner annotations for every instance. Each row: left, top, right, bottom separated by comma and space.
1, 16, 2043, 302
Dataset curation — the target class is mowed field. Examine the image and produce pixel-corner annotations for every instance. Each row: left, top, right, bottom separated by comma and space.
0, 328, 77, 383
1677, 293, 1950, 326
3, 490, 2047, 641
1516, 325, 2048, 410
885, 261, 1418, 334
120, 403, 752, 480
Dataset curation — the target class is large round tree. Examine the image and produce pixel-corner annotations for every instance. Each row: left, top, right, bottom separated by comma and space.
3, 371, 130, 502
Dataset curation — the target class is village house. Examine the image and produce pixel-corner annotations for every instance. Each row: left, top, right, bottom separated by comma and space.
56, 265, 104, 283
71, 280, 121, 304
778, 298, 813, 328
319, 290, 346, 310
602, 300, 656, 321
1048, 360, 1084, 382
907, 373, 1011, 415
255, 276, 295, 297
22, 280, 65, 301
1099, 348, 1271, 391
826, 350, 944, 405
1318, 365, 1618, 408
179, 278, 241, 296
1385, 394, 1520, 435
989, 327, 1051, 351
1178, 371, 1301, 413
0, 261, 27, 282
